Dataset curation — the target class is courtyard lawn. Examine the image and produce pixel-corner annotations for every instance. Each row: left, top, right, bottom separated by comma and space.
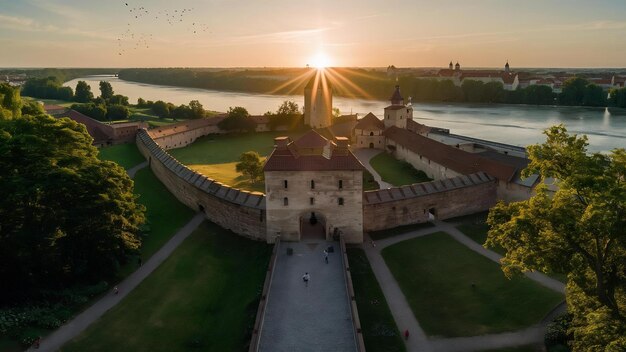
347, 248, 406, 352
363, 169, 380, 191
188, 162, 266, 193
98, 143, 145, 170
169, 132, 282, 192
369, 222, 435, 241
369, 152, 432, 186
61, 221, 272, 352
381, 232, 563, 337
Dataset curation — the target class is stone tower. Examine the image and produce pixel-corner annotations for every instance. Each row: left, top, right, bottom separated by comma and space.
304, 71, 333, 129
383, 85, 413, 129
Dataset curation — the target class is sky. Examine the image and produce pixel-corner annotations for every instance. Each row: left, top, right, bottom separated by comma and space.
1, 0, 626, 68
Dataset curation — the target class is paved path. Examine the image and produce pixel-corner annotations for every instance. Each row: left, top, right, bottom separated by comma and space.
364, 221, 566, 352
258, 240, 357, 352
127, 160, 149, 179
30, 213, 206, 352
352, 149, 393, 189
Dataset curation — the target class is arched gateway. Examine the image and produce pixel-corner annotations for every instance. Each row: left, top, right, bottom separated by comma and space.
263, 130, 365, 243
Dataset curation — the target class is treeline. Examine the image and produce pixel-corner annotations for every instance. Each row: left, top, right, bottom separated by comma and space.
22, 77, 74, 101
118, 68, 626, 108
1, 68, 118, 83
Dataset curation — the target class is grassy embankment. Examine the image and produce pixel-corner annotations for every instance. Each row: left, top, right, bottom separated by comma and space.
369, 152, 431, 186
347, 248, 406, 352
382, 232, 564, 337
61, 222, 271, 352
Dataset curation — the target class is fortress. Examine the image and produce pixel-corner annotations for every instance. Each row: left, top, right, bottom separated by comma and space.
132, 73, 537, 244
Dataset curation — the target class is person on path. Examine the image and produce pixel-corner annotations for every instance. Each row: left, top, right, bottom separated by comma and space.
113, 286, 119, 295
323, 249, 329, 264
302, 272, 310, 287
404, 329, 410, 340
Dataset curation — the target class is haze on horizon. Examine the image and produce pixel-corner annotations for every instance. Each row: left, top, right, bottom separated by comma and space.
1, 0, 626, 68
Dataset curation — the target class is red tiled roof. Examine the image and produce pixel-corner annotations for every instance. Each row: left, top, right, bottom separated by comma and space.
264, 130, 363, 172
406, 119, 431, 134
384, 126, 518, 182
293, 129, 329, 149
354, 113, 384, 130
62, 110, 114, 144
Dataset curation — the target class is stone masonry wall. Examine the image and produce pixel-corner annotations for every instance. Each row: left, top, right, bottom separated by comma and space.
363, 172, 497, 232
136, 130, 267, 241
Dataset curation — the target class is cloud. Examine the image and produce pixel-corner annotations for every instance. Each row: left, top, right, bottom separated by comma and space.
0, 13, 114, 41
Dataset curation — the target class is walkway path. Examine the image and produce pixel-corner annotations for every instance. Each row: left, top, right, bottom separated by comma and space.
258, 240, 357, 352
30, 213, 206, 352
363, 221, 566, 352
352, 149, 393, 189
127, 160, 149, 179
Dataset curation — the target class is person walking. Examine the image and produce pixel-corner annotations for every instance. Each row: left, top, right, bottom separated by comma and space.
113, 286, 119, 295
404, 329, 410, 340
323, 249, 329, 264
302, 272, 310, 287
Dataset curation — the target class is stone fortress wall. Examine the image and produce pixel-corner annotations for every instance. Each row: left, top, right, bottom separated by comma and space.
136, 129, 267, 241
135, 117, 498, 242
363, 172, 497, 232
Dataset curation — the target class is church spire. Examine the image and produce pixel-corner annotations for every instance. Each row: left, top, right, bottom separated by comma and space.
390, 85, 404, 106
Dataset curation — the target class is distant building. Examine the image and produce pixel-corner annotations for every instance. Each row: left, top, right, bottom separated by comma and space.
304, 71, 333, 129
426, 62, 519, 91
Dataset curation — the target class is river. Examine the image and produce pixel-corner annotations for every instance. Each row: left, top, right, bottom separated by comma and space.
64, 75, 626, 153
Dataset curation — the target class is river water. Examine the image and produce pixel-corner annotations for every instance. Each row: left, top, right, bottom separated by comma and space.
65, 75, 626, 153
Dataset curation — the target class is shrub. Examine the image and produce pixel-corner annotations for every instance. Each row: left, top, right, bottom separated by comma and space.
545, 314, 572, 349
19, 330, 39, 347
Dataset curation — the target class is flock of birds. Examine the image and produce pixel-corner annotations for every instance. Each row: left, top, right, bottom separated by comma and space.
117, 2, 210, 56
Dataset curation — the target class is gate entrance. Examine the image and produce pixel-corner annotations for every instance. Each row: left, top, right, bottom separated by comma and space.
299, 212, 326, 240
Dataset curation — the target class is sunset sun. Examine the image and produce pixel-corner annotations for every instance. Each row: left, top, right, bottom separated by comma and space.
309, 52, 331, 69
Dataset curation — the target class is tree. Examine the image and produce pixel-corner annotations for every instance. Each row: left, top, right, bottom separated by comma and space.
559, 77, 588, 106
582, 84, 606, 107
99, 81, 114, 101
277, 100, 299, 116
609, 87, 626, 108
109, 94, 129, 106
332, 107, 341, 118
0, 112, 145, 303
188, 100, 205, 119
106, 104, 130, 121
137, 97, 147, 107
170, 104, 191, 120
523, 85, 556, 105
151, 100, 170, 118
21, 77, 73, 101
74, 80, 94, 103
71, 103, 107, 121
218, 106, 255, 132
486, 125, 626, 350
0, 83, 22, 119
236, 151, 264, 184
462, 80, 485, 102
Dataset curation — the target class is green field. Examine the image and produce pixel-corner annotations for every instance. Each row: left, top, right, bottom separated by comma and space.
169, 132, 282, 192
369, 152, 432, 186
369, 222, 435, 241
382, 232, 563, 337
61, 221, 271, 352
98, 143, 145, 170
347, 248, 406, 352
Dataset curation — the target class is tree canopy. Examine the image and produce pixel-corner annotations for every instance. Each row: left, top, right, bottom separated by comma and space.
236, 151, 264, 184
218, 106, 255, 132
486, 125, 625, 350
99, 81, 114, 101
267, 100, 302, 130
74, 80, 94, 103
0, 91, 145, 303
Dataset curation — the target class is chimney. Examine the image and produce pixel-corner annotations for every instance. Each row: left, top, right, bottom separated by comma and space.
274, 136, 290, 149
335, 136, 349, 150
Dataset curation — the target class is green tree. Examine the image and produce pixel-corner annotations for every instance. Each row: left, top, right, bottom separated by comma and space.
559, 77, 588, 106
235, 151, 264, 184
188, 100, 205, 119
74, 80, 94, 103
462, 80, 485, 102
486, 125, 626, 350
218, 106, 255, 132
106, 104, 130, 120
99, 81, 114, 101
137, 97, 147, 107
0, 83, 22, 119
523, 85, 556, 105
0, 112, 145, 302
109, 94, 129, 106
609, 87, 626, 108
582, 84, 607, 107
151, 100, 170, 118
71, 103, 107, 121
277, 100, 299, 116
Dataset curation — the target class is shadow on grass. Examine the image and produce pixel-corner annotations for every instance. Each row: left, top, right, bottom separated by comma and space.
369, 222, 435, 241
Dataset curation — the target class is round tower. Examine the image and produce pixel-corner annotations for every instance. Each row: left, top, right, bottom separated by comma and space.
304, 71, 333, 129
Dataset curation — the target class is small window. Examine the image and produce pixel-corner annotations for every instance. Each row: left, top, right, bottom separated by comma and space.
338, 180, 343, 189
369, 131, 374, 136
338, 198, 344, 206
310, 197, 315, 205
283, 197, 288, 206
387, 115, 390, 119
284, 180, 288, 189
311, 180, 315, 189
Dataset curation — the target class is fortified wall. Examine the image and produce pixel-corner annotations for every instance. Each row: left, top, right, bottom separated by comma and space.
136, 129, 266, 240
363, 172, 497, 232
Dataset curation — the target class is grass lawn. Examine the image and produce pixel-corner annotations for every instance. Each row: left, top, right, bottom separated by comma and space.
369, 222, 435, 241
369, 152, 432, 187
98, 143, 145, 170
347, 248, 406, 352
61, 221, 272, 352
363, 169, 380, 191
169, 132, 282, 192
382, 232, 563, 337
